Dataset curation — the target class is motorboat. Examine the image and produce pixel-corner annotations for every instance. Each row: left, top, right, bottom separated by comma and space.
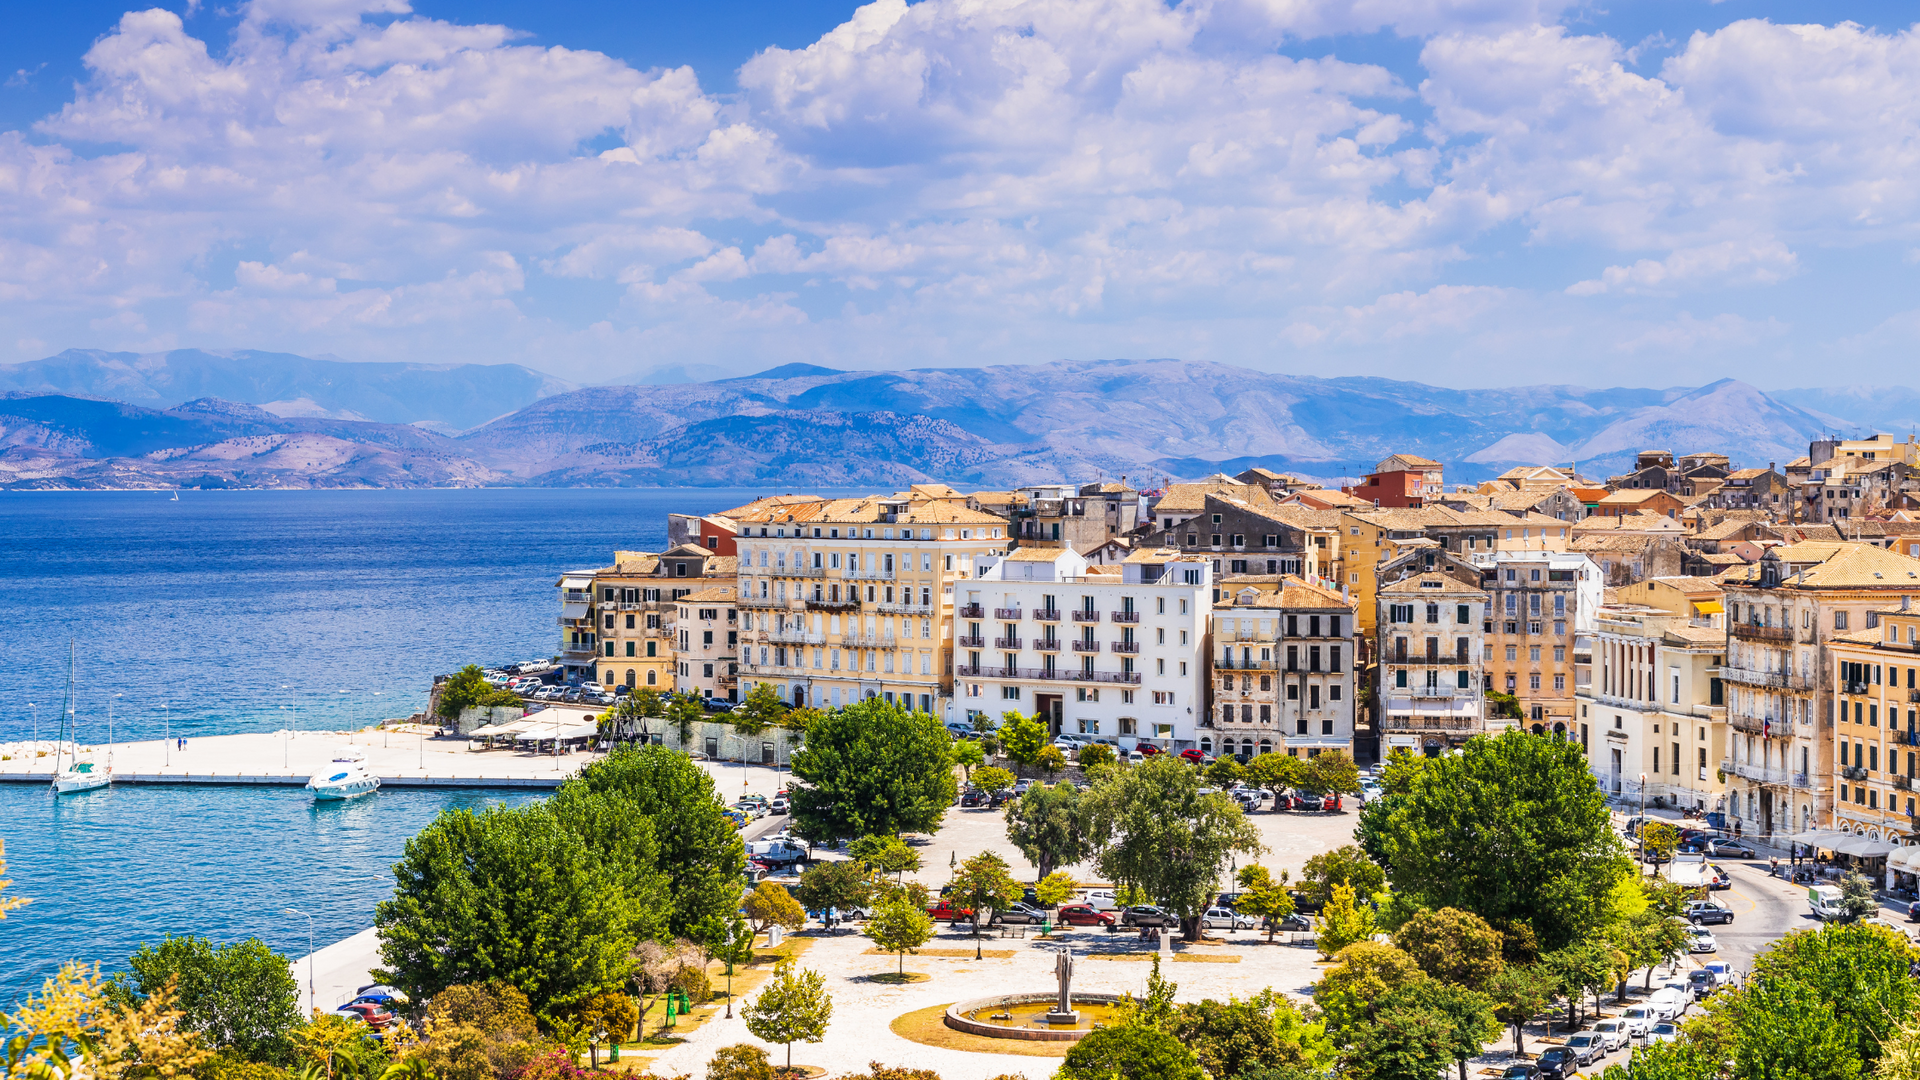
307, 750, 380, 800
52, 760, 110, 795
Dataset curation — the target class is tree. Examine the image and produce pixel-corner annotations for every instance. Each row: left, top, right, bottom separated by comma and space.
1206, 756, 1246, 786
742, 883, 807, 942
558, 745, 747, 940
1317, 883, 1377, 959
1057, 1024, 1204, 1080
1640, 821, 1680, 872
1246, 753, 1304, 805
728, 688, 775, 764
1393, 908, 1505, 993
1363, 729, 1633, 951
948, 851, 1023, 959
1349, 980, 1498, 1080
375, 799, 662, 1024
706, 1044, 773, 1080
789, 699, 959, 839
793, 860, 874, 923
566, 990, 638, 1067
1004, 782, 1094, 879
665, 694, 706, 744
1169, 991, 1331, 1080
972, 766, 1015, 797
438, 665, 521, 719
866, 894, 935, 976
292, 1012, 385, 1080
1841, 870, 1881, 922
113, 934, 302, 1063
1034, 744, 1067, 777
1081, 754, 1263, 940
781, 706, 825, 733
742, 962, 832, 1074
1483, 963, 1555, 1056
1078, 742, 1116, 770
999, 714, 1049, 767
413, 981, 550, 1080
1744, 921, 1920, 1065
1542, 938, 1615, 1029
849, 835, 921, 879
1305, 750, 1362, 798
6, 962, 213, 1080
1236, 877, 1297, 943
1313, 942, 1427, 1035
1300, 845, 1386, 908
1035, 870, 1079, 908
949, 739, 984, 782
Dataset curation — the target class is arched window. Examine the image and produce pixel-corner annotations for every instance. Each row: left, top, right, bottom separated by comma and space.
1258, 739, 1272, 755
645, 670, 656, 685
625, 669, 636, 687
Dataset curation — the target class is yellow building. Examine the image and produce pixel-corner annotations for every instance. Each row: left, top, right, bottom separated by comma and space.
1827, 600, 1920, 855
572, 545, 735, 693
1578, 596, 1728, 814
734, 492, 1011, 717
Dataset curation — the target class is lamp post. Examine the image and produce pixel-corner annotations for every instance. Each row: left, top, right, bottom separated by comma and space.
1639, 772, 1649, 874
28, 703, 35, 750
161, 704, 169, 768
339, 689, 351, 742
282, 685, 298, 740
280, 705, 291, 769
282, 907, 315, 1016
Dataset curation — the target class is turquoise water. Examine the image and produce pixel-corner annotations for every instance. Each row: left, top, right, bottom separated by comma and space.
0, 488, 787, 1008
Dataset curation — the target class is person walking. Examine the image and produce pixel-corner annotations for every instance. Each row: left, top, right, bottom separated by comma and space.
1770, 856, 1780, 878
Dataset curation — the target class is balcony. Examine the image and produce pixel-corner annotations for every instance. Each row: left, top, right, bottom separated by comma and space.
847, 568, 895, 581
959, 603, 984, 619
769, 630, 824, 646
560, 638, 598, 657
1723, 760, 1794, 786
1379, 717, 1480, 731
1719, 666, 1812, 690
1845, 680, 1870, 695
1033, 608, 1062, 622
1111, 641, 1140, 655
1898, 775, 1913, 792
775, 566, 827, 578
994, 608, 1023, 620
807, 596, 861, 612
1843, 764, 1868, 781
739, 596, 795, 610
1072, 610, 1101, 623
1072, 641, 1102, 653
956, 635, 985, 649
1391, 656, 1471, 667
1410, 687, 1465, 700
1731, 623, 1791, 643
843, 633, 898, 648
1033, 638, 1062, 652
953, 665, 1139, 685
872, 602, 933, 615
1217, 658, 1278, 670
1911, 689, 1920, 703
1111, 611, 1141, 624
994, 636, 1023, 649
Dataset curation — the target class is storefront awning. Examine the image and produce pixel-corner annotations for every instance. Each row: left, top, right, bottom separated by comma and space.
1694, 600, 1723, 615
1889, 846, 1920, 873
560, 576, 593, 589
1787, 828, 1850, 848
1832, 835, 1898, 859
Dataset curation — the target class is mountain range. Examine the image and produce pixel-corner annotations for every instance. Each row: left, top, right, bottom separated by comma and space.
0, 349, 1898, 491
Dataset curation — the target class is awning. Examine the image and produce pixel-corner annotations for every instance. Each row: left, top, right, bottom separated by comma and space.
1889, 846, 1920, 873
467, 722, 518, 737
560, 576, 593, 589
1694, 600, 1724, 615
1787, 829, 1850, 848
1832, 835, 1898, 859
516, 721, 599, 742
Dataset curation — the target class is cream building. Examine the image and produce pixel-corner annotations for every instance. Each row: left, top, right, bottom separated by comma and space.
734, 493, 1010, 717
1376, 555, 1490, 756
1210, 578, 1359, 761
587, 546, 736, 693
674, 584, 739, 702
959, 546, 1210, 748
1580, 599, 1728, 813
1470, 549, 1604, 733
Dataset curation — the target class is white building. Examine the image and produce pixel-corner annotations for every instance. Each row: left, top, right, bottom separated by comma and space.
959, 547, 1210, 750
1208, 579, 1359, 761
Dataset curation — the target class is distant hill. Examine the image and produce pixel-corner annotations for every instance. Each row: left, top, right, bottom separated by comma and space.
0, 354, 1891, 490
0, 349, 575, 431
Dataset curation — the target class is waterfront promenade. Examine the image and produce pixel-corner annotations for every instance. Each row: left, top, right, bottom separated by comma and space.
0, 713, 611, 788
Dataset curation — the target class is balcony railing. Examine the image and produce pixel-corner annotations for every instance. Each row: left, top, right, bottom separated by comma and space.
1390, 656, 1472, 667
1111, 641, 1140, 655
807, 597, 861, 611
1111, 611, 1141, 624
994, 637, 1023, 649
954, 665, 1140, 685
1409, 687, 1465, 700
1033, 608, 1062, 622
1844, 680, 1870, 695
959, 604, 984, 619
738, 596, 794, 610
843, 633, 899, 648
872, 602, 932, 615
1720, 666, 1812, 690
846, 568, 895, 581
956, 635, 985, 649
1912, 689, 1920, 703
1072, 641, 1101, 653
1897, 775, 1913, 792
1379, 717, 1480, 731
1727, 714, 1784, 736
560, 638, 598, 656
773, 566, 827, 578
769, 630, 825, 645
1216, 658, 1278, 670
994, 608, 1023, 620
1033, 638, 1062, 652
1072, 610, 1101, 623
1731, 623, 1791, 643
1723, 760, 1794, 786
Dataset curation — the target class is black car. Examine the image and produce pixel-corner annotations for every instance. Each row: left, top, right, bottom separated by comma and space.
1536, 1047, 1581, 1080
1501, 1066, 1542, 1080
959, 790, 990, 808
1288, 890, 1326, 915
1271, 913, 1313, 933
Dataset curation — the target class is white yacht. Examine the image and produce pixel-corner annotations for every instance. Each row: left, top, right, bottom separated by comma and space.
52, 760, 110, 795
50, 641, 112, 797
307, 750, 380, 800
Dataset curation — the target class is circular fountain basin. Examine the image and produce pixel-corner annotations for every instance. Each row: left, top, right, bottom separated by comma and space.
943, 994, 1125, 1042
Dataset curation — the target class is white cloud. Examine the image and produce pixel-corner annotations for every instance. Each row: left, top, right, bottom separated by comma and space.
1566, 237, 1798, 295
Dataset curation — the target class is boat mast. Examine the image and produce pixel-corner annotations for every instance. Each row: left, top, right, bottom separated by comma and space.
52, 638, 73, 780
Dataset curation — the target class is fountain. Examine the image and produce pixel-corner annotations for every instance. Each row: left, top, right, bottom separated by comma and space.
943, 946, 1124, 1042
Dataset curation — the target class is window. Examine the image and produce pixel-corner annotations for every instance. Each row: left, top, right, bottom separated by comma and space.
1836, 611, 1849, 630
1002, 686, 1021, 700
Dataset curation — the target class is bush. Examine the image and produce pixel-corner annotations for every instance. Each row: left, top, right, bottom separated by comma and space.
202, 1056, 290, 1080
514, 1049, 593, 1080
1058, 1023, 1203, 1080
438, 665, 522, 719
671, 963, 712, 1006
418, 982, 554, 1080
707, 1043, 773, 1080
838, 1065, 943, 1080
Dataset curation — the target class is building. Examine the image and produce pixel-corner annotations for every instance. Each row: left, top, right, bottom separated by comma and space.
674, 584, 739, 701
1344, 454, 1445, 509
1142, 493, 1335, 586
1579, 596, 1728, 812
1791, 435, 1920, 523
1593, 489, 1685, 519
1209, 578, 1360, 762
1719, 542, 1920, 842
1714, 467, 1791, 513
576, 545, 737, 693
734, 494, 1011, 717
1007, 482, 1141, 550
1470, 549, 1604, 731
959, 546, 1210, 748
1375, 559, 1490, 756
1339, 507, 1571, 636
1827, 599, 1920, 855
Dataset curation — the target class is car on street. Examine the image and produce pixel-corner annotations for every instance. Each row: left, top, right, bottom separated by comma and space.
1055, 904, 1117, 927
1687, 969, 1717, 998
1591, 1020, 1630, 1053
1701, 962, 1736, 988
1688, 926, 1718, 952
1121, 905, 1179, 927
991, 902, 1051, 925
1618, 1007, 1655, 1040
1138, 743, 1163, 756
1536, 1047, 1582, 1080
1294, 792, 1325, 812
1179, 748, 1213, 765
1707, 863, 1732, 890
702, 696, 733, 711
960, 789, 990, 808
1687, 899, 1735, 924
1125, 749, 1145, 764
769, 795, 789, 815
1562, 1032, 1605, 1065
1288, 890, 1326, 915
1270, 913, 1314, 933
926, 899, 975, 924
1500, 1066, 1541, 1080
336, 1003, 394, 1029
1707, 839, 1758, 858
1647, 987, 1690, 1021
1200, 907, 1259, 930
1232, 790, 1262, 811
1647, 1022, 1681, 1045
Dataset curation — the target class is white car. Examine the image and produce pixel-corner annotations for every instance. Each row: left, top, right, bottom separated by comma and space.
1591, 1019, 1629, 1053
1053, 734, 1091, 751
1647, 988, 1691, 1021
1647, 1022, 1682, 1045
1688, 926, 1718, 953
1126, 749, 1145, 764
1200, 907, 1259, 930
1618, 1006, 1656, 1040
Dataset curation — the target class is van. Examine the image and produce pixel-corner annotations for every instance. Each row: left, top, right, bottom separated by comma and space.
1808, 884, 1848, 921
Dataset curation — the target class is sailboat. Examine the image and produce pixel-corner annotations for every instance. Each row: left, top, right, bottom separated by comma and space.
51, 640, 110, 795
170, 491, 179, 502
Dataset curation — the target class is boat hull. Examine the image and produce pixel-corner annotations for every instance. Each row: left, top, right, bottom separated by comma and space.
52, 773, 111, 795
308, 776, 380, 801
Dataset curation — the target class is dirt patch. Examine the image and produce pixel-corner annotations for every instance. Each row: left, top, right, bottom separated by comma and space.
886, 1003, 1074, 1059
862, 947, 1017, 959
860, 972, 933, 984
1086, 953, 1240, 963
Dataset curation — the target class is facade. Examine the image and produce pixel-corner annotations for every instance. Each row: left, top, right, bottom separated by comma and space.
1339, 507, 1571, 636
1715, 468, 1791, 513
1470, 549, 1603, 731
1826, 600, 1920, 847
1719, 542, 1920, 842
1209, 579, 1359, 761
674, 585, 739, 701
1580, 602, 1729, 811
959, 546, 1210, 748
1007, 482, 1141, 550
1144, 494, 1331, 585
1344, 454, 1445, 509
1594, 489, 1685, 519
1375, 563, 1490, 756
581, 545, 736, 692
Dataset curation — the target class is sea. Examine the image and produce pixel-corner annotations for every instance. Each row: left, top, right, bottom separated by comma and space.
0, 488, 793, 1008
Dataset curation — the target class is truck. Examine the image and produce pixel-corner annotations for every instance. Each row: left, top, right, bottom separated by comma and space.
747, 839, 809, 867
1808, 884, 1848, 921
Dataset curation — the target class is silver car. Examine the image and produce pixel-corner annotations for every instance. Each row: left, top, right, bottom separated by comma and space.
1563, 1031, 1604, 1065
1200, 907, 1259, 930
1647, 1022, 1681, 1045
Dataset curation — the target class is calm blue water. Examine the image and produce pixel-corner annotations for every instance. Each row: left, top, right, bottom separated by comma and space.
0, 488, 791, 1008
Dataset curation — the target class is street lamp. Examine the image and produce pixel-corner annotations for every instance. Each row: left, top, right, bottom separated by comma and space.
279, 705, 291, 769
28, 703, 35, 750
161, 704, 169, 768
1639, 772, 1648, 872
282, 907, 315, 1016
282, 685, 298, 739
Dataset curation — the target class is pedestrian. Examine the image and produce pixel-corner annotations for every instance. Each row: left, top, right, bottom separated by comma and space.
1770, 856, 1780, 878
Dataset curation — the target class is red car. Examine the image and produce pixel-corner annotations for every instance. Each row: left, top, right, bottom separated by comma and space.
336, 1003, 394, 1029
1323, 794, 1343, 811
1054, 904, 1116, 927
927, 899, 976, 924
1138, 744, 1162, 756
1179, 748, 1205, 764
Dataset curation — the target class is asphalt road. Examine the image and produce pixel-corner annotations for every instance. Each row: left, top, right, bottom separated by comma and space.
1703, 857, 1816, 971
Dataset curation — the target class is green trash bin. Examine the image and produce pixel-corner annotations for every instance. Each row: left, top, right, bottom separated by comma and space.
609, 1045, 620, 1064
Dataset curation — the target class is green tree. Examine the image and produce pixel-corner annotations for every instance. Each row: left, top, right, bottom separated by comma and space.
1081, 754, 1263, 940
1237, 876, 1298, 943
949, 739, 985, 783
665, 694, 706, 744
782, 706, 826, 733
741, 962, 832, 1074
866, 894, 935, 976
1034, 744, 1067, 777
413, 981, 550, 1080
706, 1043, 773, 1080
1317, 883, 1377, 959
849, 835, 921, 880
971, 712, 1000, 736
559, 746, 747, 940
972, 765, 1015, 797
1058, 1024, 1204, 1080
1483, 963, 1556, 1056
1351, 980, 1499, 1080
1077, 742, 1116, 770
1305, 750, 1362, 797
1363, 729, 1633, 951
1392, 908, 1505, 992
1841, 870, 1881, 921
566, 990, 638, 1067
113, 935, 301, 1063
1311, 941, 1426, 1037
742, 882, 807, 941
999, 714, 1049, 767
1745, 921, 1920, 1065
437, 665, 521, 719
1300, 845, 1386, 908
793, 859, 874, 922
1035, 870, 1079, 908
789, 699, 959, 839
948, 851, 1023, 959
1640, 821, 1680, 872
1169, 991, 1331, 1080
1004, 782, 1093, 879
375, 800, 662, 1025
1246, 753, 1304, 804
1542, 938, 1616, 1029
1206, 756, 1246, 786
728, 688, 775, 764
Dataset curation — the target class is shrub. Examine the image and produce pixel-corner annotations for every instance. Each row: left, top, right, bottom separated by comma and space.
202, 1055, 290, 1080
670, 963, 712, 1006
514, 1049, 593, 1080
1057, 1023, 1203, 1080
706, 1043, 773, 1080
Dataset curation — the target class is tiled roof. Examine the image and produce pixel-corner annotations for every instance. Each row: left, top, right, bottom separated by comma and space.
677, 585, 737, 603
1378, 571, 1486, 597
1214, 575, 1355, 610
1725, 541, 1920, 589
1006, 547, 1071, 562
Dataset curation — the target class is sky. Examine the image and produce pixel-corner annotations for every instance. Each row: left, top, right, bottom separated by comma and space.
4, 0, 1920, 388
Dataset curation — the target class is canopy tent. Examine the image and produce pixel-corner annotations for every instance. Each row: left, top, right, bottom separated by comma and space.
1889, 846, 1920, 873
466, 721, 522, 738
515, 720, 599, 742
1787, 829, 1851, 849
1831, 835, 1898, 859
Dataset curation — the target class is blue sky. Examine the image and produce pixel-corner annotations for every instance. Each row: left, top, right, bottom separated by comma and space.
4, 0, 1920, 388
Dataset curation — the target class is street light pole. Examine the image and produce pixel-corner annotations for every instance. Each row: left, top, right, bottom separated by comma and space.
283, 907, 315, 1016
162, 704, 169, 768
1639, 772, 1648, 874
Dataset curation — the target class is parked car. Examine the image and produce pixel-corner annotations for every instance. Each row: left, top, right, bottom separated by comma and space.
733, 800, 767, 820
1700, 961, 1736, 988
1500, 1066, 1542, 1080
769, 795, 790, 815
960, 789, 991, 808
992, 902, 1051, 925
1707, 839, 1758, 859
1138, 743, 1163, 756
1618, 1006, 1655, 1040
1270, 913, 1314, 933
1125, 749, 1145, 764
1687, 899, 1735, 925
1688, 926, 1718, 953
1200, 907, 1259, 930
1295, 792, 1325, 812
745, 839, 808, 867
945, 721, 976, 738
927, 899, 975, 924
1178, 748, 1206, 764
336, 1002, 394, 1029
1052, 734, 1091, 752
1322, 793, 1343, 811
1646, 1022, 1681, 1045
1536, 1047, 1582, 1080
1591, 1019, 1629, 1053
1707, 863, 1732, 890
1687, 969, 1717, 998
1121, 905, 1179, 928
1288, 890, 1326, 915
702, 696, 733, 711
1232, 790, 1263, 811
1562, 1032, 1604, 1065
1647, 988, 1690, 1021
1055, 904, 1117, 927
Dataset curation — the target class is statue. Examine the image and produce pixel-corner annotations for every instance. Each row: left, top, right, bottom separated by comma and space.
1047, 946, 1078, 1023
